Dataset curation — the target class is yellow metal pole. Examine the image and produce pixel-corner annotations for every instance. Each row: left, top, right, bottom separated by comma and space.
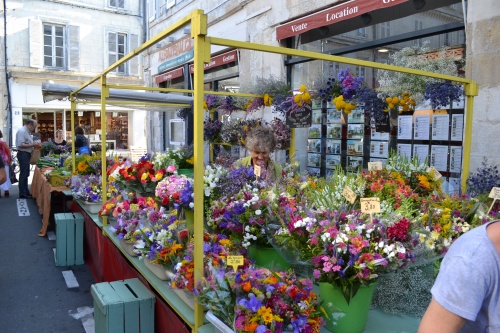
70, 97, 76, 173
101, 75, 109, 226
461, 81, 479, 193
191, 9, 209, 333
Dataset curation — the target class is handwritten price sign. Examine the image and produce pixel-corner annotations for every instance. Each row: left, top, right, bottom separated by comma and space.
426, 166, 442, 181
227, 255, 244, 272
360, 197, 381, 214
367, 161, 383, 171
254, 165, 261, 178
488, 187, 500, 199
342, 187, 357, 204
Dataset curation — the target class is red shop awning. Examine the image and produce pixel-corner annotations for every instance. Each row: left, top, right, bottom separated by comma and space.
155, 67, 184, 84
276, 0, 409, 40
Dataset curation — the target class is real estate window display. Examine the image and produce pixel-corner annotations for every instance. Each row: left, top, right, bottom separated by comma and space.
286, 3, 465, 177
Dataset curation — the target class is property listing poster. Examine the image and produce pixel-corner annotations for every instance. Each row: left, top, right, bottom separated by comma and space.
430, 145, 448, 172
397, 143, 412, 159
413, 115, 430, 140
449, 146, 463, 173
413, 144, 429, 164
451, 114, 464, 141
398, 115, 413, 140
432, 114, 450, 141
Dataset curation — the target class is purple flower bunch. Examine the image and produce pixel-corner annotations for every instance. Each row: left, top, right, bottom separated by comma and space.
203, 119, 223, 142
269, 118, 291, 149
178, 179, 194, 210
424, 80, 464, 109
317, 76, 342, 102
466, 159, 500, 197
338, 67, 365, 100
139, 152, 153, 162
71, 174, 102, 202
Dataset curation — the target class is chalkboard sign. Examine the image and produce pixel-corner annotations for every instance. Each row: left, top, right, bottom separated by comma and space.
286, 104, 312, 128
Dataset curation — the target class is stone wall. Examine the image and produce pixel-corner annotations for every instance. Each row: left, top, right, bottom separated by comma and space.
466, 0, 500, 172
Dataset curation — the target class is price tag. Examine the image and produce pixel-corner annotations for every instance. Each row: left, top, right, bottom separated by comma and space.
426, 166, 442, 180
254, 165, 261, 178
360, 197, 381, 214
227, 255, 244, 272
368, 161, 383, 171
95, 112, 101, 117
342, 187, 357, 204
488, 187, 500, 199
77, 111, 83, 116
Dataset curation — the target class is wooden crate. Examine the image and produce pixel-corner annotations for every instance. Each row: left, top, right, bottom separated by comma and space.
91, 278, 155, 333
49, 173, 70, 187
55, 213, 84, 266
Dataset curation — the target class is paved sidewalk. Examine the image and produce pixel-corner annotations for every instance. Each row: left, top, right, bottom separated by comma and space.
0, 176, 95, 332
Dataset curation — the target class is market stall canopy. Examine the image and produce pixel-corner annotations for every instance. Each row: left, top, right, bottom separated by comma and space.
41, 82, 193, 111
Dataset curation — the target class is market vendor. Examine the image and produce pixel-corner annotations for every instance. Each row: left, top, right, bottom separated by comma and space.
233, 126, 282, 180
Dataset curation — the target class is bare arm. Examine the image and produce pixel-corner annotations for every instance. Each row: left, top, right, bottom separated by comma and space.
0, 167, 6, 184
418, 299, 466, 333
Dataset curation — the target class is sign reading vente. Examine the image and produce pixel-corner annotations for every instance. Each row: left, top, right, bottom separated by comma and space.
275, 0, 409, 40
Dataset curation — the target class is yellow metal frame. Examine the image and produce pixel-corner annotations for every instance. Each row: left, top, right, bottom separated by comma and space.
65, 9, 478, 333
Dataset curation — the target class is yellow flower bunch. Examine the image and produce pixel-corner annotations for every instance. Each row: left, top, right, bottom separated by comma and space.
333, 95, 356, 114
263, 93, 273, 106
385, 92, 416, 113
293, 84, 311, 107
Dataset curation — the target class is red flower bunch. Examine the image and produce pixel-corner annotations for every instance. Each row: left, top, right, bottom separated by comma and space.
116, 160, 166, 194
387, 217, 411, 241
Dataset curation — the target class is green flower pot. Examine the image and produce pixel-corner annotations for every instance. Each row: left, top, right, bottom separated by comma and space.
319, 282, 377, 333
177, 168, 194, 178
247, 245, 290, 271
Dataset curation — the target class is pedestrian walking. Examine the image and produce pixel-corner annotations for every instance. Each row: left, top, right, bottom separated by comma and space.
15, 119, 40, 199
0, 130, 12, 197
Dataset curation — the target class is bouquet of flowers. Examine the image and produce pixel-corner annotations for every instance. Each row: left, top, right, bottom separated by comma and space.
111, 217, 144, 243
310, 210, 392, 302
204, 118, 223, 143
163, 145, 194, 169
232, 268, 324, 333
269, 118, 291, 149
116, 160, 166, 194
70, 174, 102, 203
155, 174, 189, 206
64, 154, 104, 175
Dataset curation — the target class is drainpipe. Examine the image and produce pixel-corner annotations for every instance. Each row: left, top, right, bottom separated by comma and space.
3, 0, 13, 145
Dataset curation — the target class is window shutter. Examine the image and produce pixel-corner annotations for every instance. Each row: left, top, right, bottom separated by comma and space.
68, 25, 80, 70
129, 34, 139, 76
148, 0, 155, 22
29, 19, 43, 68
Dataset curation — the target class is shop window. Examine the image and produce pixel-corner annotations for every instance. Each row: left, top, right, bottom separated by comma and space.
356, 27, 367, 38
108, 0, 125, 9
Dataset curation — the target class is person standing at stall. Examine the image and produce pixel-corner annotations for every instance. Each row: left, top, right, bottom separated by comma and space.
233, 126, 283, 181
0, 154, 6, 185
15, 119, 39, 199
0, 130, 12, 197
74, 126, 90, 155
52, 129, 67, 146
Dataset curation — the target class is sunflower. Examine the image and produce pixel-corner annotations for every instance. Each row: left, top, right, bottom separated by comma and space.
77, 161, 88, 173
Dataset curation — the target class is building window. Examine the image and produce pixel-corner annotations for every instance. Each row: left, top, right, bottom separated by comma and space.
414, 20, 423, 47
108, 32, 127, 74
356, 27, 367, 37
43, 24, 65, 68
380, 22, 391, 39
108, 0, 125, 9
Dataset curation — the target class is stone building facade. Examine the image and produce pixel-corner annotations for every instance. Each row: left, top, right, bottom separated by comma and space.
0, 0, 146, 150
145, 0, 499, 176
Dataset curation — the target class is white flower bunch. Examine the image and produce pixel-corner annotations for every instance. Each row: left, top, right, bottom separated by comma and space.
242, 225, 258, 248
385, 153, 428, 178
203, 164, 225, 197
152, 152, 172, 170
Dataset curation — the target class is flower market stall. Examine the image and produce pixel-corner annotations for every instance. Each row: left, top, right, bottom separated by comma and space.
40, 8, 489, 333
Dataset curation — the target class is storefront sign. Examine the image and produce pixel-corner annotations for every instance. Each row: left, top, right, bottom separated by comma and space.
286, 104, 312, 128
156, 37, 194, 73
189, 50, 238, 73
276, 0, 409, 40
155, 68, 184, 84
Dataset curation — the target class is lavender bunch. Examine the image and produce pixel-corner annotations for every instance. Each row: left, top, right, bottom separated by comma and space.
204, 119, 223, 142
356, 85, 387, 122
338, 67, 364, 100
424, 81, 464, 109
269, 118, 291, 149
216, 166, 255, 199
466, 159, 500, 197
